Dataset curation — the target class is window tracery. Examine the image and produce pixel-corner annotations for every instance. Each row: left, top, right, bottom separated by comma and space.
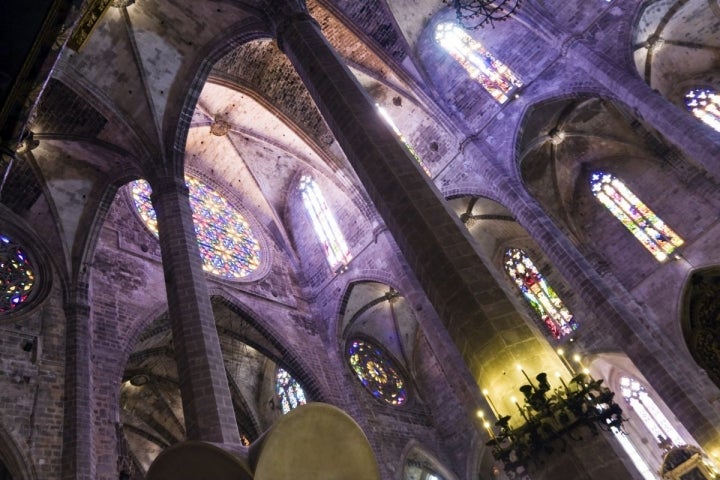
503, 248, 577, 339
590, 172, 683, 262
276, 367, 307, 414
620, 376, 685, 448
435, 22, 522, 104
347, 339, 407, 406
298, 175, 351, 269
685, 87, 720, 132
0, 234, 36, 313
130, 177, 262, 279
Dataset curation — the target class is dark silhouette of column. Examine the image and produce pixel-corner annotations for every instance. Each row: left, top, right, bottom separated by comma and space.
62, 300, 95, 480
151, 175, 240, 444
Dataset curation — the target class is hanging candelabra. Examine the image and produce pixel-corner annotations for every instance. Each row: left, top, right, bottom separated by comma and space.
444, 0, 522, 29
486, 371, 625, 479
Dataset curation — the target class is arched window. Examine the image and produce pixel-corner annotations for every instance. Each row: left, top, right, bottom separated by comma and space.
504, 248, 577, 339
685, 87, 720, 132
298, 175, 351, 270
376, 104, 432, 177
434, 22, 522, 104
130, 177, 262, 279
347, 339, 407, 406
590, 172, 683, 262
0, 234, 36, 313
275, 367, 307, 414
620, 376, 685, 448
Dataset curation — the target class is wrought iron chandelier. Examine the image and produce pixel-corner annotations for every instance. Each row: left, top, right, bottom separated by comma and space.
445, 0, 522, 29
486, 371, 625, 478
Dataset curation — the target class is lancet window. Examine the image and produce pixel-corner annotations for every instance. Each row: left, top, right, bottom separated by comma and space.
435, 22, 522, 104
276, 367, 307, 414
503, 248, 577, 339
130, 177, 262, 279
347, 339, 407, 406
620, 376, 684, 448
0, 234, 36, 313
685, 87, 720, 132
590, 172, 683, 262
298, 175, 351, 270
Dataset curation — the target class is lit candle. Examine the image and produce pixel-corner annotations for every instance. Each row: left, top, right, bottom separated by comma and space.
483, 420, 495, 439
517, 364, 534, 387
556, 348, 575, 375
482, 389, 499, 418
555, 371, 569, 391
512, 396, 528, 422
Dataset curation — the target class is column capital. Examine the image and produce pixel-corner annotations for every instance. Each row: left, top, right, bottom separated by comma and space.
259, 0, 318, 52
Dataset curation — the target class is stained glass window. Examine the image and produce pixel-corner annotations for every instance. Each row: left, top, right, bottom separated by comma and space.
685, 87, 720, 132
0, 235, 36, 313
130, 177, 261, 279
590, 172, 683, 262
503, 248, 577, 339
276, 367, 307, 415
347, 339, 407, 406
298, 175, 351, 269
376, 104, 432, 177
620, 376, 685, 448
435, 22, 522, 104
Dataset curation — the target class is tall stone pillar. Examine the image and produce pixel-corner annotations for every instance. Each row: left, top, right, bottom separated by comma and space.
150, 175, 240, 444
262, 0, 569, 428
62, 300, 95, 480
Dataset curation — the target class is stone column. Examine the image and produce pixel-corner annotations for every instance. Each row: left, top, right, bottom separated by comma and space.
62, 300, 95, 480
150, 175, 240, 444
567, 41, 720, 181
262, 0, 570, 429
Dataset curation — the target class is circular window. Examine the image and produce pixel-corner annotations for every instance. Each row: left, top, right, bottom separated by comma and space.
129, 177, 262, 280
0, 234, 37, 313
347, 339, 407, 406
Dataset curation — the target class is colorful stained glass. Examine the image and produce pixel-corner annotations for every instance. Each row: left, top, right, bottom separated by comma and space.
276, 367, 307, 415
504, 248, 577, 339
435, 22, 522, 104
685, 87, 720, 132
299, 175, 352, 270
130, 177, 261, 279
347, 339, 407, 406
0, 235, 36, 313
376, 104, 432, 177
590, 172, 683, 262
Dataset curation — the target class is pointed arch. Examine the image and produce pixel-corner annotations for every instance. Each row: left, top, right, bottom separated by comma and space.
681, 267, 720, 390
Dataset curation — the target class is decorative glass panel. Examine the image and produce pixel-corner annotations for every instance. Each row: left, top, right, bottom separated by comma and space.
435, 22, 522, 104
376, 104, 432, 177
347, 339, 407, 406
590, 172, 683, 262
503, 248, 577, 339
276, 367, 307, 414
298, 175, 351, 269
685, 87, 720, 132
0, 235, 36, 313
620, 376, 685, 447
130, 177, 261, 279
